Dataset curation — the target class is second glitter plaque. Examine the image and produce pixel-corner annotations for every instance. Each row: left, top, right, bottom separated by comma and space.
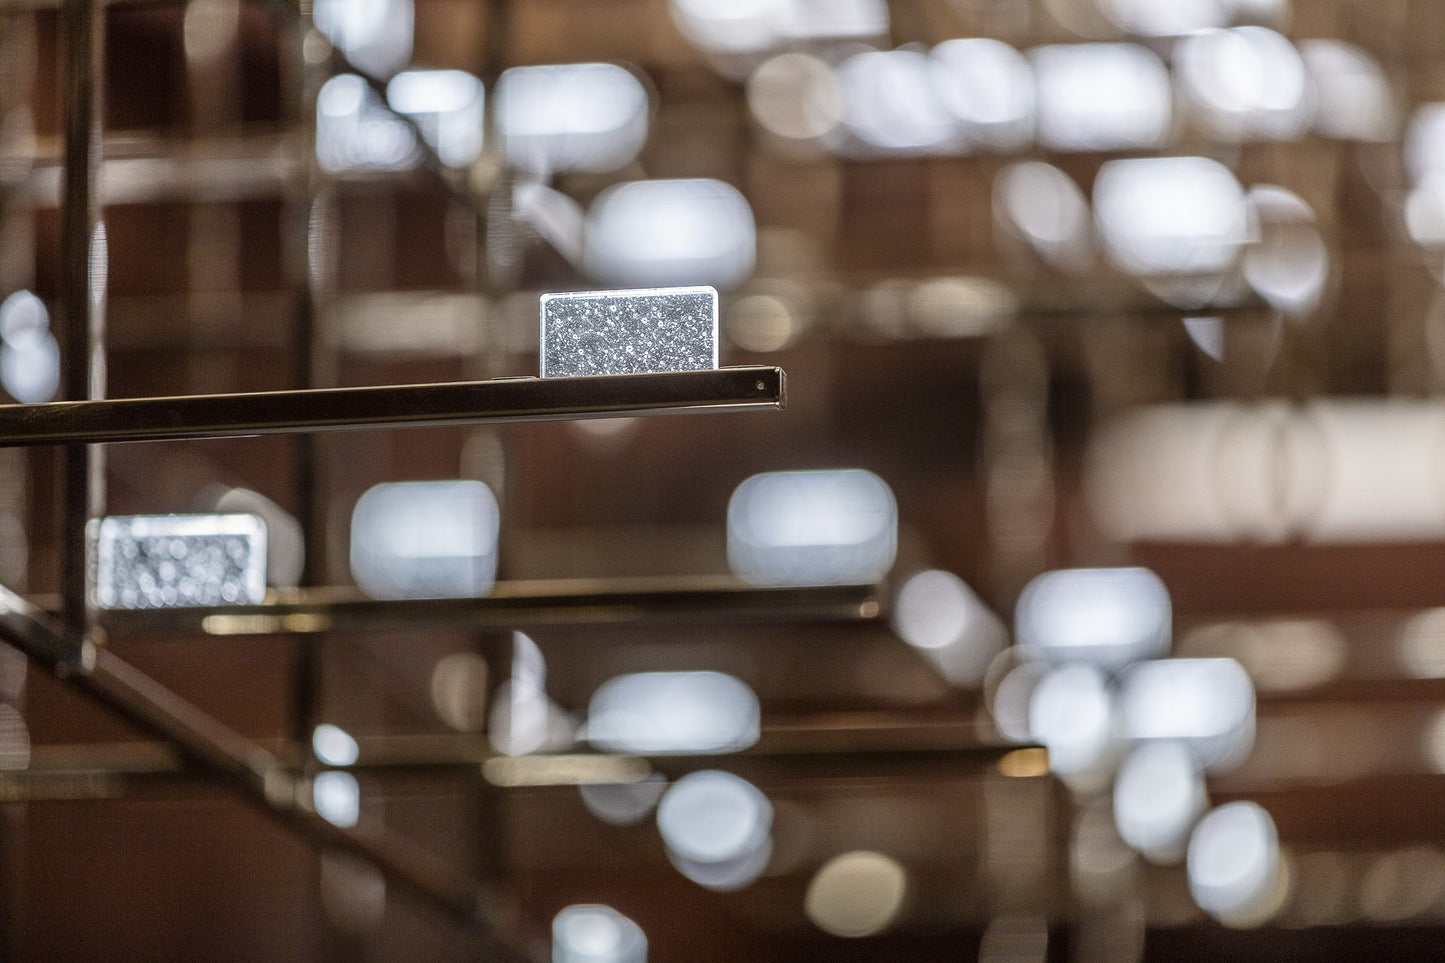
539, 285, 719, 378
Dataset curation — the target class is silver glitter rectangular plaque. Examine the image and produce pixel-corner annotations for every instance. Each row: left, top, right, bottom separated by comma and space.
539, 286, 719, 378
92, 514, 268, 610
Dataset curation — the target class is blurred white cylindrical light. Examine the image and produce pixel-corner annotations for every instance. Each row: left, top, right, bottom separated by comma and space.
929, 39, 1034, 153
1027, 663, 1116, 783
1030, 43, 1171, 151
386, 70, 485, 168
1015, 567, 1171, 671
313, 0, 413, 78
804, 851, 908, 938
349, 480, 500, 600
727, 469, 897, 586
312, 723, 360, 767
657, 770, 772, 889
746, 52, 844, 147
0, 290, 48, 340
1174, 27, 1312, 141
1097, 0, 1226, 36
669, 0, 781, 55
1113, 740, 1207, 862
775, 0, 888, 43
892, 570, 1007, 688
316, 74, 419, 173
835, 50, 957, 156
495, 63, 649, 177
1300, 40, 1397, 142
1187, 802, 1281, 923
584, 179, 756, 290
1243, 185, 1329, 317
1406, 104, 1445, 187
993, 162, 1092, 274
0, 328, 60, 404
313, 770, 361, 828
586, 671, 760, 755
1093, 156, 1248, 278
552, 904, 648, 963
1117, 658, 1255, 772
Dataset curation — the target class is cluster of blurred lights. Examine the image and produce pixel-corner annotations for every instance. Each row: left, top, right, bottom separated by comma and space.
385, 70, 485, 169
737, 34, 1391, 159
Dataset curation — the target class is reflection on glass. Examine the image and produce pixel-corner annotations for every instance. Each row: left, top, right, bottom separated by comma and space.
495, 63, 648, 178
552, 904, 648, 963
1116, 658, 1255, 772
1113, 740, 1206, 863
316, 74, 419, 173
930, 39, 1034, 153
657, 770, 772, 889
313, 0, 413, 79
1031, 43, 1171, 151
587, 671, 759, 755
313, 770, 361, 828
349, 480, 499, 600
1174, 27, 1311, 142
727, 469, 897, 586
803, 851, 908, 938
1014, 567, 1172, 670
1186, 801, 1282, 925
386, 70, 484, 168
584, 179, 756, 290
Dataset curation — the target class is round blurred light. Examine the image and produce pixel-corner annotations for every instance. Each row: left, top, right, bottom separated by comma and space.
892, 569, 1006, 687
1405, 103, 1445, 187
907, 276, 1016, 339
1113, 741, 1207, 862
1405, 175, 1445, 248
836, 50, 957, 156
1174, 27, 1311, 141
1097, 0, 1226, 36
670, 0, 781, 55
1243, 185, 1329, 316
657, 769, 772, 865
1093, 156, 1247, 278
994, 162, 1092, 274
804, 851, 908, 938
312, 0, 413, 79
579, 773, 669, 827
1300, 40, 1397, 142
552, 904, 648, 963
1030, 43, 1172, 151
929, 39, 1034, 153
495, 63, 649, 177
312, 723, 359, 767
1027, 663, 1115, 783
1187, 801, 1281, 924
1015, 567, 1171, 671
385, 69, 485, 168
0, 290, 48, 340
668, 834, 774, 891
584, 179, 756, 290
0, 328, 60, 404
727, 468, 897, 586
989, 660, 1047, 743
1117, 658, 1255, 772
746, 52, 843, 146
429, 651, 490, 732
349, 480, 500, 600
586, 671, 760, 755
313, 770, 361, 828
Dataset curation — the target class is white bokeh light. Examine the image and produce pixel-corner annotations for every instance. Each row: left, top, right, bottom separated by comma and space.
1117, 658, 1255, 772
1093, 156, 1248, 280
312, 723, 360, 767
313, 0, 413, 79
1097, 0, 1227, 36
657, 770, 773, 890
892, 570, 1006, 688
316, 74, 419, 173
313, 770, 361, 828
495, 63, 649, 178
584, 179, 756, 290
727, 469, 897, 587
1031, 43, 1171, 152
586, 671, 760, 755
1243, 185, 1329, 316
349, 480, 499, 600
1187, 802, 1282, 924
1027, 663, 1116, 786
1174, 27, 1312, 141
552, 904, 648, 963
0, 328, 60, 404
1014, 567, 1172, 671
1300, 40, 1397, 142
1406, 104, 1445, 187
804, 851, 908, 938
929, 39, 1034, 153
994, 162, 1092, 274
385, 70, 484, 168
835, 50, 957, 156
1113, 740, 1207, 863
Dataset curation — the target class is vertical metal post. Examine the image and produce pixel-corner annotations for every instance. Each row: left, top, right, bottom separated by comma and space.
59, 0, 104, 644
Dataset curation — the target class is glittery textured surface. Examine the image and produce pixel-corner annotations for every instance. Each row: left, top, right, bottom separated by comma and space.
93, 515, 267, 609
539, 286, 718, 377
